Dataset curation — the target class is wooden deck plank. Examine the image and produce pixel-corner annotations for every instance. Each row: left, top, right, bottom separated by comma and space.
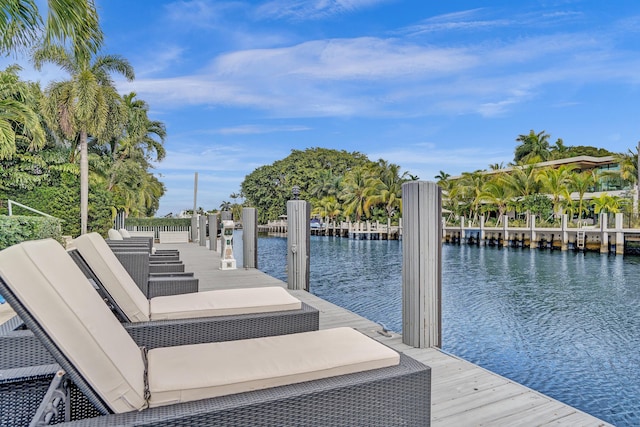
158, 242, 613, 427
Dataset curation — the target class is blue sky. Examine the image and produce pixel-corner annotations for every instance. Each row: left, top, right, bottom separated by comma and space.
4, 0, 640, 215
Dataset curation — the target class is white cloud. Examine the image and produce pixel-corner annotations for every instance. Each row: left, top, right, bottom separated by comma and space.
215, 124, 311, 135
255, 0, 388, 21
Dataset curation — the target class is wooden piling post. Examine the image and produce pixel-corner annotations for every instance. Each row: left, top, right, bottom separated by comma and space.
402, 181, 442, 349
199, 215, 207, 246
529, 214, 537, 249
242, 207, 258, 268
459, 216, 465, 244
600, 213, 609, 254
502, 215, 509, 247
287, 200, 310, 291
615, 213, 624, 255
480, 215, 485, 245
561, 214, 568, 251
208, 214, 218, 251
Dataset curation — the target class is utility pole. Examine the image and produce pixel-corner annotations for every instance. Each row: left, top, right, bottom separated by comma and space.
191, 172, 198, 242
636, 141, 640, 215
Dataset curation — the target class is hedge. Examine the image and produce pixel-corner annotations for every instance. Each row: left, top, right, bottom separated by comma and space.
0, 215, 63, 250
125, 218, 191, 227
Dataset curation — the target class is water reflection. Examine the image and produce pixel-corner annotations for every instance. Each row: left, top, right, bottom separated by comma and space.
257, 235, 640, 426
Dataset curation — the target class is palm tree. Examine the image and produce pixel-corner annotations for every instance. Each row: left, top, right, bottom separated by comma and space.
0, 0, 102, 60
220, 201, 231, 211
591, 193, 623, 214
569, 170, 596, 222
535, 165, 576, 217
434, 170, 450, 182
514, 130, 552, 163
0, 65, 45, 160
503, 163, 542, 217
456, 171, 487, 223
365, 160, 406, 221
340, 167, 376, 221
614, 148, 639, 205
309, 169, 342, 200
111, 92, 166, 162
312, 196, 341, 223
34, 45, 134, 234
479, 175, 512, 225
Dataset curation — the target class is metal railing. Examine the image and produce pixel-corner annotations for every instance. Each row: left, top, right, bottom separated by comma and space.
7, 199, 56, 219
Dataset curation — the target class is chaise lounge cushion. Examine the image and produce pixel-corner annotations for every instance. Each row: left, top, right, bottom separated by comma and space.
74, 232, 307, 323
147, 327, 399, 407
74, 233, 150, 322
150, 286, 302, 320
0, 240, 147, 413
108, 228, 124, 240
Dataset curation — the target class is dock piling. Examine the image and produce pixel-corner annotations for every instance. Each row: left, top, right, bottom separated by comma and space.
287, 199, 310, 291
242, 207, 258, 268
208, 214, 218, 251
401, 181, 442, 349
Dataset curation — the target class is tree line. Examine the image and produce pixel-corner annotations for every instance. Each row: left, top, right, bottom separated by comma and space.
0, 1, 165, 236
436, 130, 638, 226
241, 148, 415, 225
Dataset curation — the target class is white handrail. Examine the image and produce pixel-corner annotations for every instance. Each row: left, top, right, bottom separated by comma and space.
7, 199, 55, 218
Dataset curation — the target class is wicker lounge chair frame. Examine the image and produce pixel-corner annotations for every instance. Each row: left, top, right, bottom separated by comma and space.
102, 250, 194, 297
0, 278, 430, 426
71, 249, 197, 298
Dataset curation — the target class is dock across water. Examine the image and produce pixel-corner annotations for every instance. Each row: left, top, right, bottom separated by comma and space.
160, 241, 612, 426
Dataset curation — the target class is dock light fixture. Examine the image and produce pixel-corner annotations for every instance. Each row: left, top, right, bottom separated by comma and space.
292, 185, 300, 200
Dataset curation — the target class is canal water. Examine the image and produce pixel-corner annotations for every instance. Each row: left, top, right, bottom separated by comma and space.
254, 233, 639, 426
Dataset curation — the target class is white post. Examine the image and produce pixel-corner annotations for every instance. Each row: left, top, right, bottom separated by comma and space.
191, 172, 198, 242
219, 220, 237, 270
600, 212, 609, 254
459, 216, 465, 243
402, 181, 442, 349
242, 207, 258, 268
502, 215, 509, 247
561, 214, 568, 251
287, 200, 310, 291
615, 212, 624, 255
529, 214, 537, 249
479, 214, 485, 245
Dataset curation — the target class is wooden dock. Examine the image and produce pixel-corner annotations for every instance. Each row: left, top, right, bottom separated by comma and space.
161, 241, 612, 426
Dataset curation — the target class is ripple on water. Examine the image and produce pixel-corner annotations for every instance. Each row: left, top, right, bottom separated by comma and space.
257, 235, 640, 426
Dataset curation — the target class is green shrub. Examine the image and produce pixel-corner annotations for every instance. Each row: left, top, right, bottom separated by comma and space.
0, 215, 63, 250
0, 172, 114, 237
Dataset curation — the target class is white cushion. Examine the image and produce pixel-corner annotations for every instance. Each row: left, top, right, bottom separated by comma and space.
150, 287, 301, 321
108, 229, 124, 240
147, 327, 399, 407
0, 239, 146, 413
74, 233, 150, 322
119, 228, 132, 238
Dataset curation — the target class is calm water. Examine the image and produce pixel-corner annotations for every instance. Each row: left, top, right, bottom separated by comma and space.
255, 234, 640, 426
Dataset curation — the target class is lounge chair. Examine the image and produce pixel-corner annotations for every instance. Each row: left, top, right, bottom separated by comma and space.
3, 236, 318, 350
0, 239, 431, 426
101, 248, 193, 297
77, 233, 196, 297
109, 228, 178, 257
